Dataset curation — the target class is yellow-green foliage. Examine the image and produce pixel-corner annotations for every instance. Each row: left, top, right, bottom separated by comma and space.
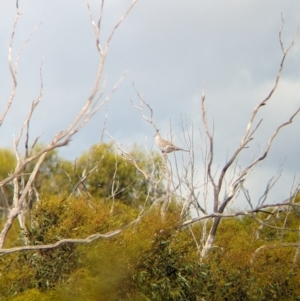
24, 146, 76, 195
0, 148, 16, 204
3, 193, 300, 300
3, 289, 54, 301
0, 194, 139, 297
19, 143, 164, 207
3, 143, 300, 300
0, 143, 164, 203
0, 149, 16, 178
30, 194, 136, 242
76, 143, 164, 207
203, 216, 300, 300
55, 208, 181, 301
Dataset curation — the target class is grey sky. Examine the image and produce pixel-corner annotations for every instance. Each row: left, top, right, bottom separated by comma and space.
1, 0, 300, 208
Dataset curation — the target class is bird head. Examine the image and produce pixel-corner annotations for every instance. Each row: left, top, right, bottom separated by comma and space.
153, 129, 160, 137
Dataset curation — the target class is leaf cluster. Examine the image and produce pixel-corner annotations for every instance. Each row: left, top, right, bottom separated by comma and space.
2, 201, 300, 301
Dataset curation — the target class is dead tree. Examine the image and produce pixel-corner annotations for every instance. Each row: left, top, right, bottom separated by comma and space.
185, 16, 300, 258
129, 16, 300, 260
0, 0, 137, 252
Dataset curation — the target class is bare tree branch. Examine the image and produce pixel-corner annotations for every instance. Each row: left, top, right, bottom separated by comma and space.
0, 0, 138, 251
251, 240, 300, 264
0, 229, 121, 255
181, 201, 299, 228
0, 1, 42, 126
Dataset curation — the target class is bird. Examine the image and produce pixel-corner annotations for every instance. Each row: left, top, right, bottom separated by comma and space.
155, 131, 188, 155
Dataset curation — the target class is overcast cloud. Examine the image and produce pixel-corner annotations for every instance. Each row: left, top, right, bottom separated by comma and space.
1, 0, 300, 209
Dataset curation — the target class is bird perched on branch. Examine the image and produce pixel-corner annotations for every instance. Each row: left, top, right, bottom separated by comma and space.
155, 131, 188, 155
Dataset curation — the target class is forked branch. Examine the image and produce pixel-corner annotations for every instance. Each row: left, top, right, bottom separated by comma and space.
0, 0, 138, 251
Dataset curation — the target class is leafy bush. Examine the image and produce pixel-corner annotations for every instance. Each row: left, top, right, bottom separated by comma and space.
3, 199, 300, 301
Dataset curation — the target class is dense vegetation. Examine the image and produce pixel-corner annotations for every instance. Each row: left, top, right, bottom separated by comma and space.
1, 145, 300, 301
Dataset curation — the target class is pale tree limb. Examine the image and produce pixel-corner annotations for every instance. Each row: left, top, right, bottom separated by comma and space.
213, 15, 300, 211
0, 0, 137, 189
241, 15, 299, 147
105, 130, 165, 205
198, 18, 300, 258
219, 108, 300, 214
13, 57, 46, 241
109, 155, 120, 214
160, 155, 172, 219
131, 83, 159, 133
257, 168, 283, 208
131, 88, 189, 217
105, 131, 149, 180
68, 110, 109, 199
0, 0, 42, 126
0, 0, 138, 251
201, 91, 217, 202
70, 143, 105, 199
105, 130, 167, 218
240, 167, 285, 239
251, 241, 300, 265
170, 117, 204, 218
188, 225, 201, 255
0, 229, 122, 255
293, 222, 300, 264
181, 202, 300, 227
0, 152, 47, 248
